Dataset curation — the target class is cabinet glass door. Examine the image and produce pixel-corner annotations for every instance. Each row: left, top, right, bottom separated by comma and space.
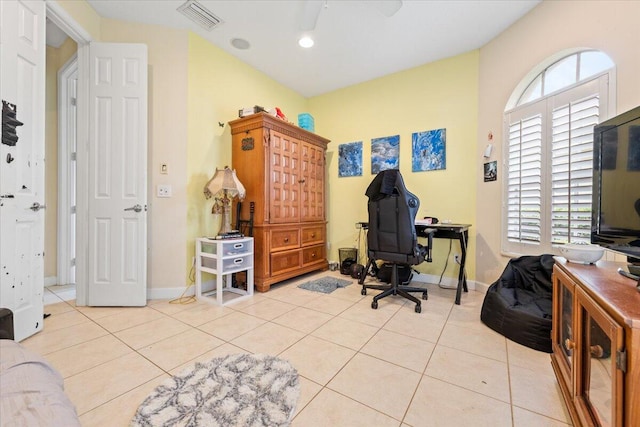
552, 267, 575, 387
560, 283, 574, 365
576, 288, 624, 427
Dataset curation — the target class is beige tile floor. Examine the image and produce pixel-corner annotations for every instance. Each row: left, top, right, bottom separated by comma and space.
24, 271, 572, 426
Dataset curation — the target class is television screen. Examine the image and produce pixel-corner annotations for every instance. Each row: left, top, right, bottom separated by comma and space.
591, 106, 640, 260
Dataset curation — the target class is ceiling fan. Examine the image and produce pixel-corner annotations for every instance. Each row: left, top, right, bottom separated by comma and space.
299, 0, 403, 31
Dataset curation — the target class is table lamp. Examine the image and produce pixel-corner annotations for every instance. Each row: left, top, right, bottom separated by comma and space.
204, 166, 246, 234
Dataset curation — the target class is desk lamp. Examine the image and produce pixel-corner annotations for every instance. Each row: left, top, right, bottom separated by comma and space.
204, 166, 246, 234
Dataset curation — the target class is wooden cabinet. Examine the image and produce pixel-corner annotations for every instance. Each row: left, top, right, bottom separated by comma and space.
230, 113, 330, 292
551, 259, 640, 426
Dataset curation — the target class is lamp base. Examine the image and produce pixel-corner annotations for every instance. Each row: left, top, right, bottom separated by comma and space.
220, 206, 233, 234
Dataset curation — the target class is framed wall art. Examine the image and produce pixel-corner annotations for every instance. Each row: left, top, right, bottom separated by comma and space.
412, 128, 446, 172
338, 141, 363, 177
371, 135, 399, 174
484, 161, 497, 182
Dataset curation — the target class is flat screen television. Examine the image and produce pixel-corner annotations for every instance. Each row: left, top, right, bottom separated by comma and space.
591, 105, 640, 278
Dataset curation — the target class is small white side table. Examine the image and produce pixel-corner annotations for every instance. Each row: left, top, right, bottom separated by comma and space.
195, 237, 254, 305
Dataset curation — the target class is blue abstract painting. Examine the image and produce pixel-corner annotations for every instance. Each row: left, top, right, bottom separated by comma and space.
371, 135, 400, 174
412, 128, 446, 172
338, 141, 363, 177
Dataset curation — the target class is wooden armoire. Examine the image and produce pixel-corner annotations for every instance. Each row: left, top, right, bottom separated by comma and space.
230, 112, 330, 292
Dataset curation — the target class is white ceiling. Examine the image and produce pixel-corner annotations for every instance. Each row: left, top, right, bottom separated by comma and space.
84, 0, 541, 97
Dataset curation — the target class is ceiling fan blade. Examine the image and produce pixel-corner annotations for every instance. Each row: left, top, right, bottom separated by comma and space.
367, 0, 403, 17
299, 0, 324, 31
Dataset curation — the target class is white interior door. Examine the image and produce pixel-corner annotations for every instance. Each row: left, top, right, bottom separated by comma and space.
82, 42, 148, 306
57, 56, 77, 287
0, 0, 46, 341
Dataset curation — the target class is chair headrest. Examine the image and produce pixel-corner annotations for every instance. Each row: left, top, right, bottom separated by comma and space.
365, 169, 401, 200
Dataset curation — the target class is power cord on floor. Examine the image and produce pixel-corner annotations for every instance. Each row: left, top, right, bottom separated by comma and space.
437, 238, 453, 288
169, 262, 197, 305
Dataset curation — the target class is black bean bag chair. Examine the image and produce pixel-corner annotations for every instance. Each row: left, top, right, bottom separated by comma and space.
480, 254, 554, 353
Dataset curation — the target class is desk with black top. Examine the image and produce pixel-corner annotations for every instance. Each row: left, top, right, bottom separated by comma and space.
358, 221, 471, 305
415, 223, 471, 305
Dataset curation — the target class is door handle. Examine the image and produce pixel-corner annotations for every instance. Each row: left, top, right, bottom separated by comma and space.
124, 204, 143, 213
29, 202, 46, 211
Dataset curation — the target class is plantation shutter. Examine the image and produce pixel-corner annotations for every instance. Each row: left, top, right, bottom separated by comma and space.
502, 74, 609, 256
550, 95, 600, 244
507, 114, 543, 245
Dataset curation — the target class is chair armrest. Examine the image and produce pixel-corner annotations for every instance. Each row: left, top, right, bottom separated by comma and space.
415, 227, 435, 263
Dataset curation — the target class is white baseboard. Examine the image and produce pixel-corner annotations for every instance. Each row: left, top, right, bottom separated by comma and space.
44, 276, 58, 287
147, 284, 195, 300
473, 281, 490, 295
413, 272, 476, 291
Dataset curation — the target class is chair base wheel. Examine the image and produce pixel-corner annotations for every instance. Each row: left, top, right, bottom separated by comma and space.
415, 304, 421, 313
371, 300, 378, 309
361, 288, 367, 296
422, 292, 428, 300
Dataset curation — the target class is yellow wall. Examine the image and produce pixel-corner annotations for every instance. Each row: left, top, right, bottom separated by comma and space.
44, 37, 77, 280
311, 51, 479, 281
186, 33, 309, 279
476, 0, 640, 285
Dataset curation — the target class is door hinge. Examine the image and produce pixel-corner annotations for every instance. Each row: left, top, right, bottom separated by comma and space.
70, 97, 76, 106
70, 205, 76, 214
71, 152, 77, 161
71, 258, 76, 267
616, 349, 627, 373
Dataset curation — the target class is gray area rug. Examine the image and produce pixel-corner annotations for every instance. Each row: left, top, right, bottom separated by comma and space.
130, 353, 299, 427
297, 276, 352, 294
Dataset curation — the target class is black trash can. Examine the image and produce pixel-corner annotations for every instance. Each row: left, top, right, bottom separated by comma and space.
339, 248, 358, 275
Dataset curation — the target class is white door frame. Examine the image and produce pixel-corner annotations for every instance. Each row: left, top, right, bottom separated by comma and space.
56, 54, 77, 287
46, 1, 92, 305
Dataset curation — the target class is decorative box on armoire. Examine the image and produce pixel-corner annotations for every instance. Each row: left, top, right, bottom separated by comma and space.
230, 112, 330, 292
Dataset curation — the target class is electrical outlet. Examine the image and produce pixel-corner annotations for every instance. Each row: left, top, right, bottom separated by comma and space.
157, 185, 172, 198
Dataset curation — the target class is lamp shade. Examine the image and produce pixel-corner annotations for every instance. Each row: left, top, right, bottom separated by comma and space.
204, 167, 246, 200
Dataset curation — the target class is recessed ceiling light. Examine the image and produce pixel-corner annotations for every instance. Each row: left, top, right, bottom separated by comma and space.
298, 36, 314, 48
231, 38, 250, 50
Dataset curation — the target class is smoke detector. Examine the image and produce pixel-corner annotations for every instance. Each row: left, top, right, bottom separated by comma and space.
177, 0, 223, 31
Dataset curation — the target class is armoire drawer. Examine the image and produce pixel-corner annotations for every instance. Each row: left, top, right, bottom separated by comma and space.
302, 244, 325, 266
271, 228, 300, 251
271, 249, 301, 275
301, 226, 324, 246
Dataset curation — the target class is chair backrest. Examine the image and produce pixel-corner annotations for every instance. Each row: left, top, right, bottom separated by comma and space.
365, 170, 421, 264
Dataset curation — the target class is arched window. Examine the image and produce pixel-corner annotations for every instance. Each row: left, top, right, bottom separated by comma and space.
503, 50, 615, 256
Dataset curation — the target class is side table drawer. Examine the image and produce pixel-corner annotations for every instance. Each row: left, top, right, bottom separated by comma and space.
221, 240, 251, 255
301, 226, 324, 246
271, 249, 301, 275
202, 253, 253, 271
271, 228, 300, 251
201, 239, 250, 256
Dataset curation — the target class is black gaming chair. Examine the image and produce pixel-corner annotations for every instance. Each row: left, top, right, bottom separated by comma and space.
359, 170, 434, 313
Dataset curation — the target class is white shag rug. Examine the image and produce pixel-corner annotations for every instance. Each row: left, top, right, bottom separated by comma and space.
130, 353, 300, 427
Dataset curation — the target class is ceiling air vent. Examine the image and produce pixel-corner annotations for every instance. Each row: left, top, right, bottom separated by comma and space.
177, 0, 223, 31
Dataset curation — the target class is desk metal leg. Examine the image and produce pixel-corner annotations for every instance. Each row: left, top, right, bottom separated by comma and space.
455, 231, 468, 305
